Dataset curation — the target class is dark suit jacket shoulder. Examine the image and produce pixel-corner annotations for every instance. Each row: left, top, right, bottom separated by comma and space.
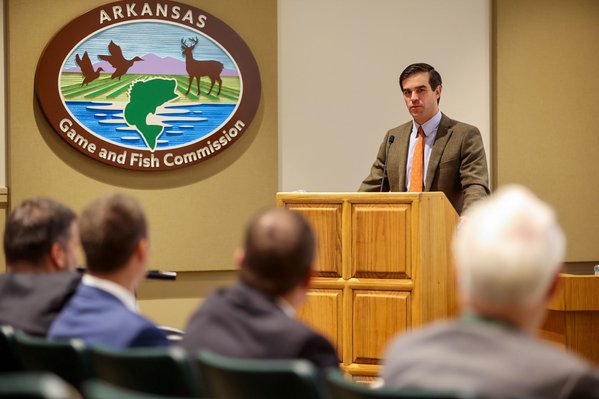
179, 282, 339, 370
48, 284, 169, 349
359, 114, 490, 214
0, 271, 81, 336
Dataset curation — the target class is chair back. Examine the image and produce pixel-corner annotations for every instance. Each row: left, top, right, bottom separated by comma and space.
158, 326, 185, 343
197, 351, 328, 399
0, 372, 80, 399
13, 330, 94, 389
89, 345, 202, 398
0, 325, 22, 372
326, 369, 482, 399
83, 379, 196, 399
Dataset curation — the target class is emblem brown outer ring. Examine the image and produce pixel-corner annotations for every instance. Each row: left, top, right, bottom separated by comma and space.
35, 0, 261, 171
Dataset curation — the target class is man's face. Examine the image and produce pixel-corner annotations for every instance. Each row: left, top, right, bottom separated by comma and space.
62, 221, 80, 271
402, 72, 441, 125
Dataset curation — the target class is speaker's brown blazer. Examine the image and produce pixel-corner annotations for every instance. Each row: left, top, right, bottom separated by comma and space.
359, 114, 490, 214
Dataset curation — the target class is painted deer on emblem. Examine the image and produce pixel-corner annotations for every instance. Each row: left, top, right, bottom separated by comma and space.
181, 37, 224, 97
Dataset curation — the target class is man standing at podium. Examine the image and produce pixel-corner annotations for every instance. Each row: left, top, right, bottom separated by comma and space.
359, 63, 490, 214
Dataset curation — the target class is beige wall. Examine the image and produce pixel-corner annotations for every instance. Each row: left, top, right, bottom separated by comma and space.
495, 0, 599, 262
5, 0, 277, 327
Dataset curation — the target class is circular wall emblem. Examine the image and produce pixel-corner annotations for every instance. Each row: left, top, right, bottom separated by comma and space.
35, 0, 261, 171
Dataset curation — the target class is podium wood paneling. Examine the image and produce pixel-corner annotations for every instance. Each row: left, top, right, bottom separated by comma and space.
540, 274, 599, 367
286, 204, 342, 277
352, 290, 410, 364
297, 289, 343, 360
352, 205, 410, 278
277, 192, 458, 378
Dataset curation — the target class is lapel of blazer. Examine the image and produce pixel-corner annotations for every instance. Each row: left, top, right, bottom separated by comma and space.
392, 123, 412, 192
425, 113, 453, 191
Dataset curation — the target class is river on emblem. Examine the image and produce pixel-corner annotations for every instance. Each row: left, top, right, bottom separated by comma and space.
65, 101, 235, 149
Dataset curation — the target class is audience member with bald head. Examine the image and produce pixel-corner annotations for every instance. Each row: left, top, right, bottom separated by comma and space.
48, 194, 169, 348
0, 198, 81, 336
382, 186, 599, 398
180, 207, 338, 370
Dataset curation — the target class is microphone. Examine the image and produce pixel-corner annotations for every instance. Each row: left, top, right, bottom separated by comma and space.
380, 135, 395, 192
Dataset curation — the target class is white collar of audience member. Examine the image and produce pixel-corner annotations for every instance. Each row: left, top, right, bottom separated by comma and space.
276, 297, 296, 318
82, 274, 139, 313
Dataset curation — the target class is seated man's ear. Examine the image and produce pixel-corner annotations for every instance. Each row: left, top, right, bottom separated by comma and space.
135, 238, 149, 263
50, 242, 67, 271
234, 248, 245, 270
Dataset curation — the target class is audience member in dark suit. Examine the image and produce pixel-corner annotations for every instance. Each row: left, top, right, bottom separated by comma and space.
0, 198, 81, 336
382, 186, 599, 398
180, 207, 339, 370
48, 194, 169, 349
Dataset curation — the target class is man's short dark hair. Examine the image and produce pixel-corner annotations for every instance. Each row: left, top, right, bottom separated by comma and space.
399, 63, 443, 101
240, 208, 315, 297
80, 194, 147, 274
3, 198, 77, 266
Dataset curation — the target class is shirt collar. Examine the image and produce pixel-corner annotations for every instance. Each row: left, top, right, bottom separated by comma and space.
82, 274, 138, 313
276, 297, 296, 318
413, 110, 442, 137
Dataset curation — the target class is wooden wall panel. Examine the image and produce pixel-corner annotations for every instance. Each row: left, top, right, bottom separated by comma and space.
0, 188, 7, 272
541, 275, 599, 366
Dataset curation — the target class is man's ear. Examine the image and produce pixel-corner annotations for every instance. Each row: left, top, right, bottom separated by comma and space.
136, 238, 149, 263
234, 248, 245, 270
435, 84, 443, 100
49, 242, 66, 271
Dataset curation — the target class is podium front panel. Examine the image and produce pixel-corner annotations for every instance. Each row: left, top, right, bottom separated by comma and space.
277, 192, 458, 379
287, 204, 342, 277
352, 290, 410, 364
351, 204, 410, 278
297, 288, 344, 359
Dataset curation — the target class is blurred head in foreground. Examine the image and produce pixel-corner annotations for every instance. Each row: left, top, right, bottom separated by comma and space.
4, 197, 79, 273
453, 185, 565, 333
80, 193, 149, 292
238, 207, 315, 308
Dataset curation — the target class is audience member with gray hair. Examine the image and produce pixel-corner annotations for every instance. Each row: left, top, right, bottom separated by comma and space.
382, 185, 599, 398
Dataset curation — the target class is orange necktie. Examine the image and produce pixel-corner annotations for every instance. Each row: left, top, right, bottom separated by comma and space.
409, 126, 424, 192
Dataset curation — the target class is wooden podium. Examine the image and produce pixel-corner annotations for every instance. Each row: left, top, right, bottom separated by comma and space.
540, 274, 599, 367
276, 192, 459, 380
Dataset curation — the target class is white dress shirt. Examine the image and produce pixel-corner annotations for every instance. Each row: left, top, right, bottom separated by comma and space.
82, 274, 138, 313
